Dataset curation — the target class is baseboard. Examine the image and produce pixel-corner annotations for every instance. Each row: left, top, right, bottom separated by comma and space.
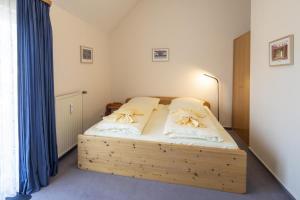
224, 127, 232, 130
58, 145, 77, 161
248, 147, 296, 200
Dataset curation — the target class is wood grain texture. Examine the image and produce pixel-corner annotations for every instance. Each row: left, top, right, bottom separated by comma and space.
125, 96, 211, 109
41, 0, 52, 6
78, 96, 246, 193
78, 135, 247, 193
233, 32, 250, 145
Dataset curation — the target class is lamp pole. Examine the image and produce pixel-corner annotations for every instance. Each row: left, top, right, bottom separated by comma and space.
203, 74, 220, 121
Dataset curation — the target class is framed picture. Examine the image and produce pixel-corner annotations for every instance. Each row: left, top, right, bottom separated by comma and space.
80, 46, 93, 64
269, 35, 294, 66
152, 48, 169, 62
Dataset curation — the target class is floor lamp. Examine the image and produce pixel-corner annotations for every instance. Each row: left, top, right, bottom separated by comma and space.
203, 74, 220, 121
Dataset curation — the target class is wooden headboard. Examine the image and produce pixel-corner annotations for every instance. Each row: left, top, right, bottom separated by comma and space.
125, 96, 210, 109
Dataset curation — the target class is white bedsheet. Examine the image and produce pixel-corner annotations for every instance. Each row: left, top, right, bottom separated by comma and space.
85, 104, 238, 149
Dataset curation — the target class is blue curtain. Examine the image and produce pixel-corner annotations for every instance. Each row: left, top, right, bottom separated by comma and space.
17, 0, 58, 195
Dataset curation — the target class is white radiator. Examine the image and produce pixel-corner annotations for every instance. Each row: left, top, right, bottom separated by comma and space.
55, 91, 83, 158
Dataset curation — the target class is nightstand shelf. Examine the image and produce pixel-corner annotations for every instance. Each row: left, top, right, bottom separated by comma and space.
105, 102, 122, 116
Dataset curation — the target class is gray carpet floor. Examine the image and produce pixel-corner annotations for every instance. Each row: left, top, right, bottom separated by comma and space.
31, 131, 294, 200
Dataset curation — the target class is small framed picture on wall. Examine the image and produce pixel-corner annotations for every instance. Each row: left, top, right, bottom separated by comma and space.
269, 35, 294, 66
80, 46, 93, 64
152, 48, 169, 62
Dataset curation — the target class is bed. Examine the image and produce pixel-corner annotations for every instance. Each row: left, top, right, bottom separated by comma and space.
78, 97, 247, 193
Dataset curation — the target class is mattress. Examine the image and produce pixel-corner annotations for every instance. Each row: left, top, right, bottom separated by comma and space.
85, 104, 238, 149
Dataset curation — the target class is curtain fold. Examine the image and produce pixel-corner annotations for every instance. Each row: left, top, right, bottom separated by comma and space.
0, 0, 19, 199
17, 0, 58, 195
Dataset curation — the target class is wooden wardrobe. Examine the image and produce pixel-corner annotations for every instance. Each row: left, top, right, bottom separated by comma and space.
232, 32, 250, 145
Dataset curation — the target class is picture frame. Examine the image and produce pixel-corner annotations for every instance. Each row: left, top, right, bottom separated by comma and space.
80, 46, 93, 64
152, 48, 169, 62
269, 35, 294, 66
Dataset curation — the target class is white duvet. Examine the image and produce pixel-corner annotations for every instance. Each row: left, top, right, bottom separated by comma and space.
85, 104, 238, 149
164, 98, 224, 142
94, 97, 159, 135
163, 107, 224, 142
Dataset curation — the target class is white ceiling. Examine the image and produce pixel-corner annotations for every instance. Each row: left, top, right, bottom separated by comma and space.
54, 0, 140, 33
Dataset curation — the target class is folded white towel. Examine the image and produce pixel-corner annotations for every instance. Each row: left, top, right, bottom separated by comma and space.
95, 98, 159, 135
164, 108, 224, 142
103, 107, 144, 123
172, 108, 206, 128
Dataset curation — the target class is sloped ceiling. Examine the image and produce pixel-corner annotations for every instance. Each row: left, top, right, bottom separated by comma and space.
53, 0, 140, 33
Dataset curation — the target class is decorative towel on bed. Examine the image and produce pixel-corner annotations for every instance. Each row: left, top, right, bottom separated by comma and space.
164, 98, 224, 142
103, 108, 144, 123
173, 109, 206, 128
94, 97, 159, 135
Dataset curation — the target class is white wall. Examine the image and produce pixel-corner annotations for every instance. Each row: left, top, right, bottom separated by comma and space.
51, 5, 111, 130
251, 0, 300, 199
110, 0, 250, 127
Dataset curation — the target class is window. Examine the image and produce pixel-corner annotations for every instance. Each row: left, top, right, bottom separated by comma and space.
0, 0, 18, 198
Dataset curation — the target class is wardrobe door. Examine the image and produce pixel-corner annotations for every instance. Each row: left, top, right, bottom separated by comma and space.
233, 32, 250, 145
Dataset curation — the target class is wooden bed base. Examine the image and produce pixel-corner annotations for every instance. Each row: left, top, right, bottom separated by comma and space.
77, 97, 247, 193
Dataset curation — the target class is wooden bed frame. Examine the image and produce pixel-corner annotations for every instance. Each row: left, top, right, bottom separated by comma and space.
78, 97, 247, 193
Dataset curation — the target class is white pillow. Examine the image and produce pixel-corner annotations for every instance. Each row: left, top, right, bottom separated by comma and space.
169, 97, 205, 113
127, 97, 160, 109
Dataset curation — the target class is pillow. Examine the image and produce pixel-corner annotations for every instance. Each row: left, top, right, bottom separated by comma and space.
169, 97, 205, 113
127, 97, 160, 109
